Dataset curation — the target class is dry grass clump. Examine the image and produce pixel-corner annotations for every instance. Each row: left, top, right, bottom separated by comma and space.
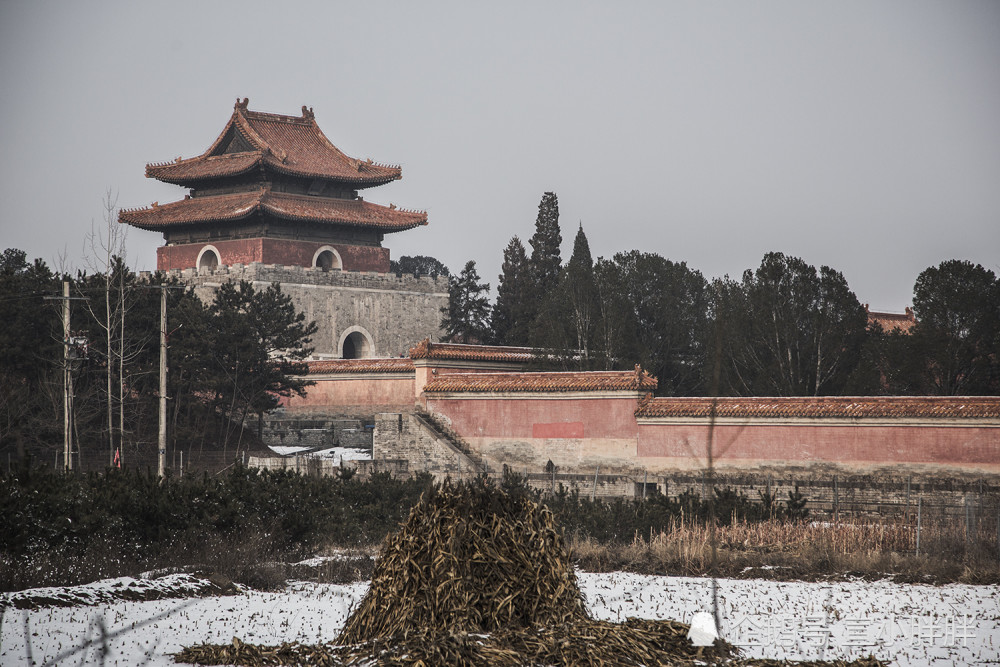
570, 516, 1000, 584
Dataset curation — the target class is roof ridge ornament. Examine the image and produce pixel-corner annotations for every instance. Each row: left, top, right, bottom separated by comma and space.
408, 338, 431, 359
235, 97, 249, 110
301, 105, 314, 120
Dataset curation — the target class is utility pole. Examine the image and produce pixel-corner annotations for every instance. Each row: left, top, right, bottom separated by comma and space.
159, 285, 167, 477
63, 282, 72, 471
144, 284, 184, 478
45, 282, 88, 471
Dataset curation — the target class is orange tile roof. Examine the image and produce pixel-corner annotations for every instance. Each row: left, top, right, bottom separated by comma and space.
306, 358, 414, 374
408, 338, 537, 363
424, 366, 658, 393
118, 189, 427, 232
866, 306, 917, 334
635, 395, 1000, 419
146, 99, 401, 187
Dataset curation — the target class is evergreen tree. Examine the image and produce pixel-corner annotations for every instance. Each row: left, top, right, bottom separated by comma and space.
441, 261, 491, 344
909, 260, 1000, 394
530, 224, 597, 367
491, 237, 531, 346
205, 281, 317, 443
390, 255, 450, 278
564, 224, 596, 359
528, 191, 562, 302
592, 257, 634, 370
0, 249, 62, 460
606, 251, 709, 394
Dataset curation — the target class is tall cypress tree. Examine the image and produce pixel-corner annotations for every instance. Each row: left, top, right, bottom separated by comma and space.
531, 223, 597, 368
492, 236, 530, 346
523, 192, 563, 349
564, 224, 596, 358
528, 192, 562, 299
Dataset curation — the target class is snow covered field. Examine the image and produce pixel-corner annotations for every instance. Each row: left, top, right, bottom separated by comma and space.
2, 573, 998, 666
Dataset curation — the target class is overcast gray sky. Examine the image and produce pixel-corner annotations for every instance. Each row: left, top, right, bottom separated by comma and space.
1, 1, 997, 312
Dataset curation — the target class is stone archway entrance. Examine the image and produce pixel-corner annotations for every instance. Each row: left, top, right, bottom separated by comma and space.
312, 246, 342, 271
197, 245, 220, 270
340, 327, 374, 359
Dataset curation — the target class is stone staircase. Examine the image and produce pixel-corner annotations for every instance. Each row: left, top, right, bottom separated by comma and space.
412, 409, 488, 474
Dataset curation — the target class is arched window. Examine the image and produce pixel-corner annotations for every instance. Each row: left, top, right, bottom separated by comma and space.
197, 245, 221, 271
312, 246, 342, 271
339, 327, 374, 359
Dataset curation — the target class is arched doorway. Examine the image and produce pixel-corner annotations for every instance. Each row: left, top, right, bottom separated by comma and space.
339, 327, 374, 359
312, 246, 342, 271
197, 245, 220, 270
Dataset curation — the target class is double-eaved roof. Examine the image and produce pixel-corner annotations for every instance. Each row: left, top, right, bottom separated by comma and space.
119, 98, 425, 234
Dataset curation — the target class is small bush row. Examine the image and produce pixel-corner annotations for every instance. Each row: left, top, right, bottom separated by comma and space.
0, 466, 804, 590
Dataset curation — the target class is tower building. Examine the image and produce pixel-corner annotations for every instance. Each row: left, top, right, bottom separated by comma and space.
120, 99, 447, 358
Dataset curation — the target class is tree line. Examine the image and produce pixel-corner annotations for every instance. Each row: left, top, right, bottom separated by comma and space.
0, 248, 315, 468
438, 192, 1000, 397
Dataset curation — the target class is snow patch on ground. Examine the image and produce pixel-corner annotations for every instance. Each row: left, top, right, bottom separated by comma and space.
266, 445, 311, 455
265, 445, 371, 462
2, 574, 235, 610
312, 447, 371, 462
1, 573, 997, 666
293, 553, 373, 568
578, 572, 1000, 665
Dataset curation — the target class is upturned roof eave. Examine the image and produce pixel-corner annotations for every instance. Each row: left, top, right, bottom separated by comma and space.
118, 191, 428, 233
144, 100, 403, 187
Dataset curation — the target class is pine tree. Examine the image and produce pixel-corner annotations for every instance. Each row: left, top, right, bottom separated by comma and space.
206, 281, 317, 443
492, 237, 531, 346
441, 261, 491, 344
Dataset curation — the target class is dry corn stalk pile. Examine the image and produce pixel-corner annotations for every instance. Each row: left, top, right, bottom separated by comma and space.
176, 479, 888, 666
338, 479, 588, 641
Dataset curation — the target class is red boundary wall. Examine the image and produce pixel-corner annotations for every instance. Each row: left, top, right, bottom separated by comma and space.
279, 355, 1000, 475
635, 420, 1000, 473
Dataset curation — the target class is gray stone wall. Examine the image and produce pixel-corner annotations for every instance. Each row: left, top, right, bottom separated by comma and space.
262, 416, 373, 450
248, 455, 408, 479
373, 412, 480, 478
657, 471, 999, 519
149, 263, 448, 358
